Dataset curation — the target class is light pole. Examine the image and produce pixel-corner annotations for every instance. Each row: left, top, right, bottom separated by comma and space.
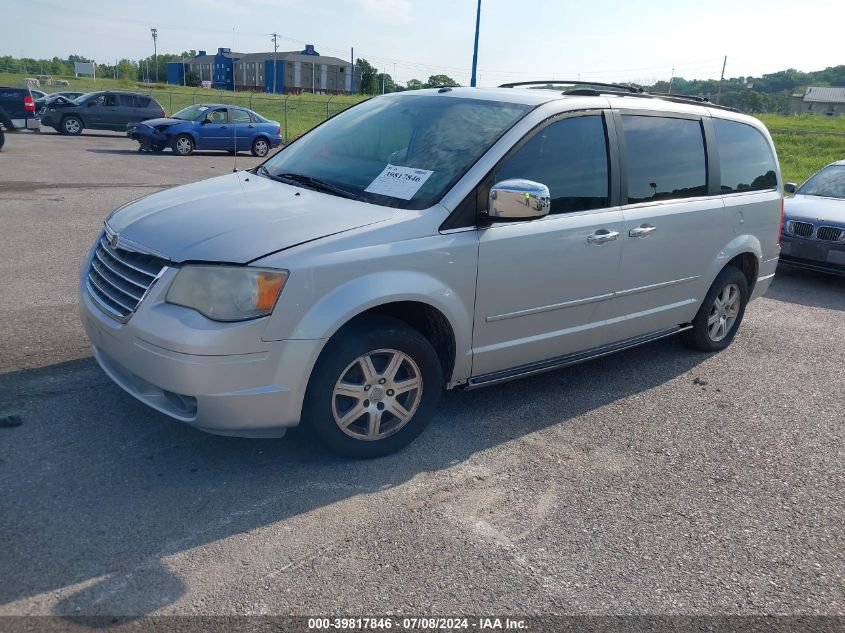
470, 0, 481, 87
150, 27, 158, 84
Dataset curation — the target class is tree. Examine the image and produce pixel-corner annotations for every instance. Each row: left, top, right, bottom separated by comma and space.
355, 58, 378, 94
185, 71, 200, 87
424, 74, 460, 88
406, 79, 423, 90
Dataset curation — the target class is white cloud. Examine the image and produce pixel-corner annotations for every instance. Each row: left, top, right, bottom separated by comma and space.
355, 0, 413, 25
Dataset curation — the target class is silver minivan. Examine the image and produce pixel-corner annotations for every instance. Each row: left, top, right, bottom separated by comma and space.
80, 84, 783, 457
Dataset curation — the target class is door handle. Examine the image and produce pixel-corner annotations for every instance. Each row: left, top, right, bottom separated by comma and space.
629, 225, 657, 238
587, 230, 620, 244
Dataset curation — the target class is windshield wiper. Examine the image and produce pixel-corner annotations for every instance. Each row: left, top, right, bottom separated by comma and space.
265, 170, 363, 201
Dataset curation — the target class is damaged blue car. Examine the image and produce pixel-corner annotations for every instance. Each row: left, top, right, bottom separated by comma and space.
127, 103, 283, 157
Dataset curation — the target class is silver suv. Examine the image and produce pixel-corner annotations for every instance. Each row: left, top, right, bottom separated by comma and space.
80, 84, 783, 458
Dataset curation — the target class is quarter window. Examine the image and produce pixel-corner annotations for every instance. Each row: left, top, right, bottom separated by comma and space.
621, 115, 707, 203
494, 115, 610, 214
713, 119, 777, 192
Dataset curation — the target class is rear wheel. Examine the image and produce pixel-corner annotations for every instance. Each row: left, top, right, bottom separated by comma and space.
61, 115, 83, 136
683, 266, 748, 352
172, 134, 194, 156
251, 136, 270, 157
303, 316, 443, 458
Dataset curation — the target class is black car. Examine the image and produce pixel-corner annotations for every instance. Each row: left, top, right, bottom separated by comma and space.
40, 90, 165, 135
781, 160, 845, 276
0, 86, 39, 132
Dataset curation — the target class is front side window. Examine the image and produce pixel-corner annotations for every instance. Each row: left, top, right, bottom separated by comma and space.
494, 115, 609, 214
797, 164, 845, 198
261, 95, 532, 210
713, 119, 778, 193
622, 115, 707, 203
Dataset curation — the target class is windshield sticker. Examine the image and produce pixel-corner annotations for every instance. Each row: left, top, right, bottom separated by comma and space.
364, 164, 434, 200
197, 106, 208, 111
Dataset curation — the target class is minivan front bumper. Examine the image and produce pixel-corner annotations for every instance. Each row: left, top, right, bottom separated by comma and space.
79, 263, 325, 438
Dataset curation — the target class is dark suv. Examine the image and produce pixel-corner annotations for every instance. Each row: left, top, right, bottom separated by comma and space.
40, 91, 165, 135
0, 86, 39, 132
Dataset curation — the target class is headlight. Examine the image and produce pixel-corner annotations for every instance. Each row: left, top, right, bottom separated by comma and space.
166, 265, 288, 322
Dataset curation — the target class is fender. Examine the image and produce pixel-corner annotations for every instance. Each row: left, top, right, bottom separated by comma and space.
701, 233, 763, 297
263, 270, 475, 381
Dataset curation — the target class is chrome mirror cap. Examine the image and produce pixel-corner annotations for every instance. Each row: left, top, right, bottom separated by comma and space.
488, 179, 551, 220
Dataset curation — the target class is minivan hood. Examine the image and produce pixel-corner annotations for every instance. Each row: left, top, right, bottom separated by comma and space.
106, 172, 397, 263
785, 194, 845, 224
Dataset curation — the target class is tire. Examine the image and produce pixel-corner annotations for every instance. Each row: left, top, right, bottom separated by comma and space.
60, 115, 83, 136
251, 136, 270, 157
302, 315, 443, 458
682, 266, 749, 352
150, 143, 166, 153
0, 130, 5, 151
172, 134, 194, 156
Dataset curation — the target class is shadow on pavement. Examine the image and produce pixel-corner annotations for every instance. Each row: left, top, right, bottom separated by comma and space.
767, 266, 845, 311
0, 336, 708, 616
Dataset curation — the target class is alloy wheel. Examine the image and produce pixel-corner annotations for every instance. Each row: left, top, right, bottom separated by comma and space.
331, 348, 423, 441
707, 283, 741, 342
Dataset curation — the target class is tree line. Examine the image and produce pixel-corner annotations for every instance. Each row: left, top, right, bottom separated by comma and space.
2, 52, 843, 113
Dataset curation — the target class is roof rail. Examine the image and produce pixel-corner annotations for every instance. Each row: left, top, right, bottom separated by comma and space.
499, 80, 643, 94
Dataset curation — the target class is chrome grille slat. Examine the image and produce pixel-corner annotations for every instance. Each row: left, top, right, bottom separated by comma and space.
817, 226, 844, 242
90, 259, 145, 302
88, 272, 135, 312
86, 232, 167, 322
98, 237, 162, 278
788, 221, 814, 238
94, 248, 149, 289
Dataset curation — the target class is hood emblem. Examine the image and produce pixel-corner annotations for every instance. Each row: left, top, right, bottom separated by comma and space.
110, 232, 120, 249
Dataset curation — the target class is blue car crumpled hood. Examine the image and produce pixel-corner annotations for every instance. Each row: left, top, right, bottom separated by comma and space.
129, 117, 188, 132
105, 172, 397, 263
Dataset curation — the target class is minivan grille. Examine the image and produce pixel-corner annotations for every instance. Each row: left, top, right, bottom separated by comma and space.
86, 234, 167, 322
788, 221, 814, 238
816, 226, 844, 242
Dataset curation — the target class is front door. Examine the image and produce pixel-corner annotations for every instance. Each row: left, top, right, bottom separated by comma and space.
473, 113, 625, 377
198, 107, 230, 149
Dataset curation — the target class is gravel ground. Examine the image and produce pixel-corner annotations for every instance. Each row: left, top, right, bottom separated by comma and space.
0, 130, 843, 618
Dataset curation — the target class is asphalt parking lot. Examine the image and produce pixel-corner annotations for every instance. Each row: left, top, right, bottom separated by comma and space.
0, 130, 843, 617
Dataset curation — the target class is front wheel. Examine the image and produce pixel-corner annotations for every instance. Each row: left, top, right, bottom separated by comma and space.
172, 134, 194, 156
683, 266, 749, 352
251, 136, 269, 157
303, 316, 443, 458
150, 143, 166, 153
61, 115, 83, 136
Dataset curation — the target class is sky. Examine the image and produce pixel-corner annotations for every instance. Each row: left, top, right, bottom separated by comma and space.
3, 0, 844, 86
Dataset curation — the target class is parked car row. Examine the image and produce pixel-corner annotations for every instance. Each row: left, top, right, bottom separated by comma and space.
34, 89, 283, 156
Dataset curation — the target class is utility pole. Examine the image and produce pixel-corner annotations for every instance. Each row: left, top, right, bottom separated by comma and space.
270, 32, 279, 94
350, 47, 354, 94
715, 55, 727, 104
151, 28, 158, 84
470, 0, 481, 87
668, 68, 675, 94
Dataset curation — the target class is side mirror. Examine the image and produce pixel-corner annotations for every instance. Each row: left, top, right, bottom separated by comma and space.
200, 118, 210, 125
487, 179, 551, 220
784, 182, 797, 194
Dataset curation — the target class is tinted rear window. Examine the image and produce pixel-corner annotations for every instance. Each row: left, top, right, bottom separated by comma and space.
137, 96, 151, 108
713, 119, 777, 192
621, 115, 707, 203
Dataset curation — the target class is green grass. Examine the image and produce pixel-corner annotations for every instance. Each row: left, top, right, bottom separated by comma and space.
756, 114, 845, 184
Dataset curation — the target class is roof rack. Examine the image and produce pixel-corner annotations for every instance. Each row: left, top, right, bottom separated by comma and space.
499, 80, 643, 94
499, 80, 740, 113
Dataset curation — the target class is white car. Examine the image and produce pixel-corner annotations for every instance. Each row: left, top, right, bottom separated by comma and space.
80, 83, 783, 457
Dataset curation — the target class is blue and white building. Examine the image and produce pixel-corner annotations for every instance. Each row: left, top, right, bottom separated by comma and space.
167, 45, 360, 94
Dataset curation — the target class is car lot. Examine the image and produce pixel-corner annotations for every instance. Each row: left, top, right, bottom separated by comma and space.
0, 130, 843, 616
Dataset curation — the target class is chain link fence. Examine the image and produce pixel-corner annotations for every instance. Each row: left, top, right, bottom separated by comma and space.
143, 88, 358, 141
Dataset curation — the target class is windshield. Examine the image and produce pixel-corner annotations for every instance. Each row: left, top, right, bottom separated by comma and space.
172, 104, 210, 121
797, 164, 845, 198
260, 94, 533, 210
